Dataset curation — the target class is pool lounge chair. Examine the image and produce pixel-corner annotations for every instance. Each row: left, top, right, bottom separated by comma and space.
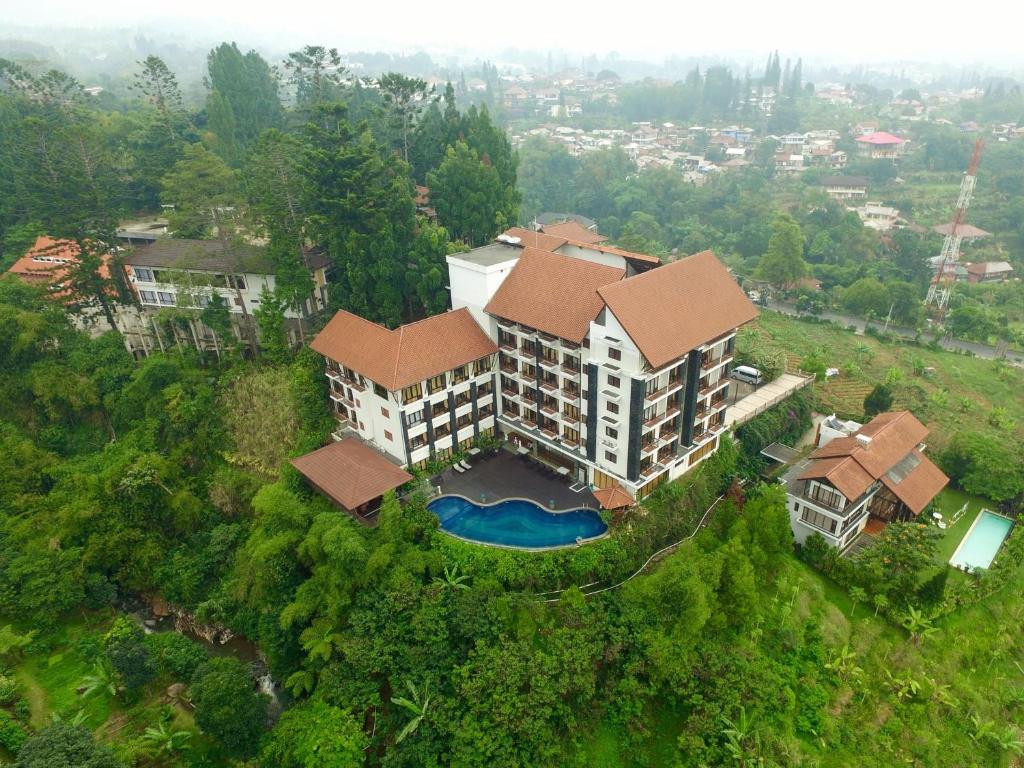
458, 459, 472, 471
453, 464, 466, 474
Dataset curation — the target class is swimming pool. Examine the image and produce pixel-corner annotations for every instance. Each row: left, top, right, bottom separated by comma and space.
427, 495, 608, 550
949, 510, 1014, 572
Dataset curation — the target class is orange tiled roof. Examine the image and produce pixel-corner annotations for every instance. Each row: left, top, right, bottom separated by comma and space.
594, 485, 635, 509
484, 248, 625, 343
290, 437, 412, 511
5, 236, 112, 300
499, 227, 569, 252
310, 308, 497, 391
540, 220, 608, 245
597, 251, 758, 368
799, 411, 947, 512
564, 240, 661, 265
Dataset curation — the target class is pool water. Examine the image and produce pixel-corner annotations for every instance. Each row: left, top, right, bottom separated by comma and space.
428, 496, 608, 549
949, 510, 1014, 572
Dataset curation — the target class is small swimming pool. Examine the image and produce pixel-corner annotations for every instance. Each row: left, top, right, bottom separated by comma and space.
427, 495, 608, 550
949, 509, 1014, 572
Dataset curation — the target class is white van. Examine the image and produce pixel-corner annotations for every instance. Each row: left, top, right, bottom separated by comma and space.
731, 365, 764, 386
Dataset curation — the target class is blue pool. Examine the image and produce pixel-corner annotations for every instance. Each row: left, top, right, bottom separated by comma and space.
950, 510, 1014, 572
427, 496, 608, 550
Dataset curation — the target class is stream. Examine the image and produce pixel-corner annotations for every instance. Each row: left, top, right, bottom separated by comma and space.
122, 595, 282, 721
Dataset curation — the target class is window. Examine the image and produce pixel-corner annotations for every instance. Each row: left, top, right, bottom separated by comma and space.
563, 426, 579, 444
643, 405, 657, 422
608, 347, 622, 361
800, 507, 838, 535
607, 402, 619, 414
605, 426, 618, 439
157, 291, 174, 306
428, 374, 446, 392
562, 404, 580, 421
197, 295, 210, 308
406, 410, 424, 427
410, 434, 427, 449
133, 267, 153, 282
808, 482, 845, 510
381, 407, 390, 418
227, 274, 247, 290
477, 381, 492, 397
139, 290, 157, 304
604, 451, 617, 463
608, 375, 620, 388
452, 365, 469, 384
373, 383, 387, 399
401, 383, 423, 404
384, 430, 393, 441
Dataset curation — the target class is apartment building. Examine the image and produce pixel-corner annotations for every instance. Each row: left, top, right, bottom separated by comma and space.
783, 411, 948, 550
310, 308, 499, 469
447, 235, 757, 500
820, 175, 868, 202
123, 238, 330, 319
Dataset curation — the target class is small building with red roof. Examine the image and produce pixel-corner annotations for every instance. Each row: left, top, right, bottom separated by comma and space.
855, 131, 906, 160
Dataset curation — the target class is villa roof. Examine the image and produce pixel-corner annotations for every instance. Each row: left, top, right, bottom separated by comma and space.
933, 222, 991, 239
310, 308, 497, 391
820, 175, 869, 188
290, 438, 412, 511
485, 248, 625, 343
565, 240, 661, 265
540, 220, 608, 244
855, 131, 904, 145
6, 236, 113, 300
597, 251, 758, 369
799, 411, 947, 511
594, 485, 635, 509
966, 260, 1013, 275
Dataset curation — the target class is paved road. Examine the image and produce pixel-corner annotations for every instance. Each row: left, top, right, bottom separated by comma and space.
764, 301, 1024, 364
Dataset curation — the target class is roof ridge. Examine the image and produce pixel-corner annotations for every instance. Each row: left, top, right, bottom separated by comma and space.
392, 325, 406, 391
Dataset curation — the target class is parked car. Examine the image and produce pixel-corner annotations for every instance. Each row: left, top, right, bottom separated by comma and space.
731, 365, 764, 386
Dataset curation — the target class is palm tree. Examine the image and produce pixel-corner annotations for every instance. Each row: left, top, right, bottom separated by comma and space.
141, 721, 193, 758
872, 593, 889, 617
433, 564, 470, 590
721, 706, 762, 767
391, 679, 431, 743
848, 587, 867, 617
300, 619, 343, 663
79, 659, 118, 699
285, 668, 316, 697
50, 709, 88, 727
825, 645, 863, 683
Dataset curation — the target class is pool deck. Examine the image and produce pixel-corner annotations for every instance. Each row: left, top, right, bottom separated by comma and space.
432, 450, 600, 511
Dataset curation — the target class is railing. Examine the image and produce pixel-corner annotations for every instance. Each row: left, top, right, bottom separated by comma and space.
561, 413, 580, 424
561, 363, 582, 375
500, 363, 518, 374
540, 380, 558, 392
643, 406, 679, 428
539, 356, 560, 369
540, 403, 558, 415
501, 387, 520, 398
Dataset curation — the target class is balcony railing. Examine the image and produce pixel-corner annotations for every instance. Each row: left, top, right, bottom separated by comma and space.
561, 412, 580, 424
561, 363, 582, 375
540, 380, 558, 392
500, 363, 518, 374
561, 386, 580, 399
643, 406, 679, 428
499, 341, 516, 352
561, 437, 580, 449
540, 403, 558, 415
658, 429, 678, 444
540, 426, 558, 439
539, 356, 560, 370
522, 417, 537, 428
699, 378, 727, 397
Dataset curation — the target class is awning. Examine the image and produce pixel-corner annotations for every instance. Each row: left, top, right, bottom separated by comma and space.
594, 486, 635, 510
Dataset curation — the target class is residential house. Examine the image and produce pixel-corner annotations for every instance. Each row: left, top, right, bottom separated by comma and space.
965, 261, 1015, 283
784, 411, 948, 550
311, 308, 499, 469
855, 131, 906, 160
856, 202, 901, 232
820, 175, 868, 201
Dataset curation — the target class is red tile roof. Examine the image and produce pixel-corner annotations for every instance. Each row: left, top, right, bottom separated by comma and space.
565, 240, 661, 266
540, 220, 608, 245
799, 411, 947, 512
499, 227, 569, 252
5, 236, 113, 300
594, 485, 635, 509
310, 308, 497, 391
484, 248, 625, 342
597, 251, 758, 368
291, 437, 412, 511
855, 131, 905, 145
932, 222, 991, 239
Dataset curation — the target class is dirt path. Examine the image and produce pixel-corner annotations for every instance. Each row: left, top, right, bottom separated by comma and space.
14, 667, 50, 729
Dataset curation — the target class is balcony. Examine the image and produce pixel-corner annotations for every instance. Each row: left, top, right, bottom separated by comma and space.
539, 356, 560, 370
644, 406, 679, 428
502, 409, 521, 421
645, 379, 684, 403
540, 426, 558, 439
496, 318, 515, 331
561, 386, 581, 400
500, 362, 518, 375
640, 463, 664, 479
641, 440, 657, 455
561, 362, 582, 376
498, 341, 516, 352
540, 379, 559, 393
540, 403, 558, 415
699, 378, 728, 397
501, 386, 520, 399
538, 331, 558, 344
561, 412, 580, 424
700, 352, 733, 374
658, 429, 678, 444
522, 417, 538, 428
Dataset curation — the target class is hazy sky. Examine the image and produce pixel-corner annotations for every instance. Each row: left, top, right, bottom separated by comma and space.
3, 0, 1023, 65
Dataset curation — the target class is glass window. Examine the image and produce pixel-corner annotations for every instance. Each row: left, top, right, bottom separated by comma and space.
401, 383, 423, 404
605, 426, 618, 439
381, 407, 390, 418
227, 274, 247, 290
134, 267, 153, 282
452, 365, 469, 384
608, 375, 620, 388
157, 291, 174, 306
384, 430, 393, 441
608, 347, 622, 361
607, 402, 619, 414
428, 373, 446, 392
604, 451, 617, 462
373, 383, 387, 399
139, 290, 157, 304
406, 410, 424, 427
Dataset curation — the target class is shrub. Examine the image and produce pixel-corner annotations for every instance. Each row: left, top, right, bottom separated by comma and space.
144, 632, 209, 680
0, 674, 19, 705
0, 710, 27, 753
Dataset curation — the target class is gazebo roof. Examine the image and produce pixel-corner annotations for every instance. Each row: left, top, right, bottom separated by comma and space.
290, 438, 412, 511
594, 486, 635, 510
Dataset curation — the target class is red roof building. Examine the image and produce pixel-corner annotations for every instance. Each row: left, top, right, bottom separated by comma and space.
855, 131, 906, 159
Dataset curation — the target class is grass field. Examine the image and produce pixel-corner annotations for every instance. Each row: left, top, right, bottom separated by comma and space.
740, 311, 1024, 454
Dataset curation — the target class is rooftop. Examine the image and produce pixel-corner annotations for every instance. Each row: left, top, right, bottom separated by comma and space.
855, 131, 905, 145
597, 251, 758, 369
5, 236, 113, 299
485, 248, 625, 343
820, 175, 869, 187
310, 307, 497, 391
540, 220, 608, 244
450, 242, 523, 268
933, 222, 991, 239
290, 437, 412, 513
124, 238, 275, 274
